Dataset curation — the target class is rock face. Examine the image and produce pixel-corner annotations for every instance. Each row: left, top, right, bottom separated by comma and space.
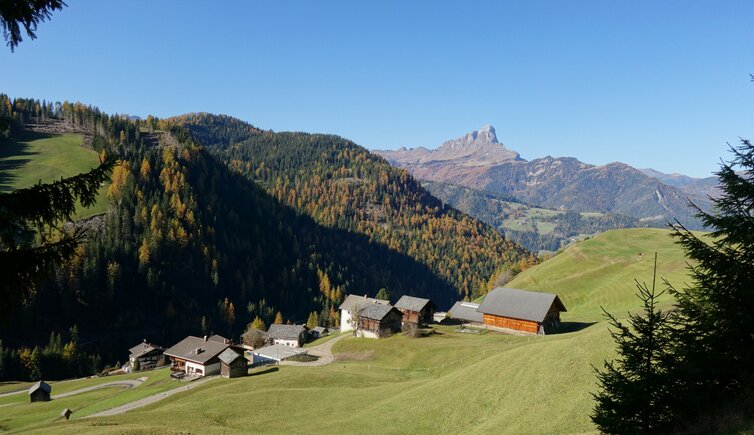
376, 125, 521, 167
374, 126, 711, 229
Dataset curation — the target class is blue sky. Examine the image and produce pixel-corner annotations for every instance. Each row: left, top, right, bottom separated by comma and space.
2, 1, 753, 177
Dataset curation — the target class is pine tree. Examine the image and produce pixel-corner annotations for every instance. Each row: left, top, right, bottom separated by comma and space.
306, 311, 319, 329
592, 253, 676, 434
273, 311, 283, 325
375, 288, 390, 301
668, 138, 754, 415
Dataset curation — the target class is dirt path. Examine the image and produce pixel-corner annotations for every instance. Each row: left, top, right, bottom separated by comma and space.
281, 333, 348, 367
84, 376, 216, 418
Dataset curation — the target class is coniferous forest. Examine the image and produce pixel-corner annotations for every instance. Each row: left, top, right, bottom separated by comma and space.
0, 96, 530, 380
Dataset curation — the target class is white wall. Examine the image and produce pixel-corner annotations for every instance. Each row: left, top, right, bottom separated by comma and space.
185, 360, 221, 376
340, 309, 354, 333
272, 338, 300, 348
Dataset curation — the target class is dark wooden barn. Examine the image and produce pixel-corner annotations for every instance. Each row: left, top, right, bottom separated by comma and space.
394, 295, 437, 326
356, 304, 403, 339
28, 380, 51, 402
219, 348, 248, 378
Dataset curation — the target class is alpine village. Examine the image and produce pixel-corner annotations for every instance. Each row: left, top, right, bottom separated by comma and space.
1, 2, 753, 434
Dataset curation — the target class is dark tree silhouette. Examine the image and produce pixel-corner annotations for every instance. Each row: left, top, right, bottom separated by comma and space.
592, 254, 676, 434
668, 138, 754, 417
0, 0, 66, 51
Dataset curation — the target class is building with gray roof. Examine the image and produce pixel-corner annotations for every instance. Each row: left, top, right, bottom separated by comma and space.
394, 295, 437, 325
266, 324, 308, 348
164, 335, 231, 377
355, 304, 403, 339
448, 301, 484, 324
338, 294, 390, 333
476, 287, 566, 335
28, 380, 51, 402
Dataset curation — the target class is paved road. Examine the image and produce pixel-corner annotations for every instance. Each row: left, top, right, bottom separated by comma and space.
281, 333, 348, 367
53, 379, 142, 399
84, 376, 216, 418
0, 378, 141, 399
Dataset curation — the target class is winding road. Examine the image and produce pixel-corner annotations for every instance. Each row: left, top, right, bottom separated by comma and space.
281, 333, 347, 367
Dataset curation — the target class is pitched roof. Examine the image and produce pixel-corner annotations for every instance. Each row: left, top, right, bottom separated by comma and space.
312, 326, 328, 334
338, 294, 389, 312
218, 348, 244, 365
241, 327, 267, 338
28, 380, 51, 395
359, 304, 400, 321
476, 287, 566, 323
208, 334, 230, 344
251, 344, 306, 361
448, 301, 484, 323
394, 295, 434, 312
129, 341, 164, 358
163, 336, 230, 364
267, 324, 307, 340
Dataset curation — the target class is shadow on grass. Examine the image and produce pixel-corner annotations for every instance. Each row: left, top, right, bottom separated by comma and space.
558, 321, 598, 334
0, 131, 51, 191
249, 367, 279, 377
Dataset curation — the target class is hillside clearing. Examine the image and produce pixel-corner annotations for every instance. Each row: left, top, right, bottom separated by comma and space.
0, 131, 108, 218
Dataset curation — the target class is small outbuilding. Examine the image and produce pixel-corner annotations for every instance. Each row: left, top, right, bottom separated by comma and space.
218, 348, 248, 378
310, 326, 329, 339
355, 304, 403, 339
267, 324, 308, 348
448, 301, 484, 324
29, 380, 51, 402
250, 344, 306, 364
61, 408, 72, 420
394, 295, 437, 326
476, 287, 566, 335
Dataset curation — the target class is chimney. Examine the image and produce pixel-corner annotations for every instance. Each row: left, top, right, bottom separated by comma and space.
143, 338, 147, 343
204, 335, 208, 341
195, 347, 203, 354
363, 294, 367, 299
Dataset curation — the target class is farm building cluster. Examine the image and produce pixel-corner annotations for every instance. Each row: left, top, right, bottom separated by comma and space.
119, 287, 565, 381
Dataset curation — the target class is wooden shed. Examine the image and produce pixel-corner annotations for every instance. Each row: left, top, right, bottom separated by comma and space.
218, 348, 247, 378
476, 287, 566, 335
28, 380, 51, 402
356, 304, 403, 339
394, 295, 437, 326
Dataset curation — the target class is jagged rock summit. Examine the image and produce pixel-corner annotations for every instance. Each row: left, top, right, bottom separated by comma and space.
375, 125, 521, 167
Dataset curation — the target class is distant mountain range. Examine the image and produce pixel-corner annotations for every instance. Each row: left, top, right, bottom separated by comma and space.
375, 126, 713, 231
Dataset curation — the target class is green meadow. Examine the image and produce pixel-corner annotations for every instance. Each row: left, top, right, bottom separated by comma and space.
0, 131, 108, 218
1, 228, 698, 434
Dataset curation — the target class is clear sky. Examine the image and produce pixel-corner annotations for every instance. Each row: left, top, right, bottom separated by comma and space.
2, 1, 753, 177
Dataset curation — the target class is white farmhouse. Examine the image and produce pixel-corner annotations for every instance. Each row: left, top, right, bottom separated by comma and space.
338, 294, 389, 333
163, 335, 231, 377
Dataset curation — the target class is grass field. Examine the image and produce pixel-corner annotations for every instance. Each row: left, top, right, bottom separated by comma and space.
0, 131, 108, 218
507, 228, 700, 322
3, 228, 699, 434
0, 369, 175, 433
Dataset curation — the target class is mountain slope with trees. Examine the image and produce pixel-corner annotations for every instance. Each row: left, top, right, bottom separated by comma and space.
1, 97, 529, 380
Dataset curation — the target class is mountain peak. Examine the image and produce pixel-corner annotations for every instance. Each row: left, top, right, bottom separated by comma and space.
477, 124, 497, 143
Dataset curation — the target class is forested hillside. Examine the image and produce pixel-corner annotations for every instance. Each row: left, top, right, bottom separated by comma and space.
1, 97, 529, 378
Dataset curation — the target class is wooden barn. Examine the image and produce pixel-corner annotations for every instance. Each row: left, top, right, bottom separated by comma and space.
394, 295, 437, 326
28, 380, 51, 402
356, 304, 403, 339
218, 348, 247, 378
338, 294, 390, 333
476, 287, 566, 335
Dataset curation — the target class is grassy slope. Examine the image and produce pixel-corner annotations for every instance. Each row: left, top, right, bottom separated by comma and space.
507, 228, 696, 322
0, 369, 174, 433
14, 228, 695, 434
0, 131, 108, 218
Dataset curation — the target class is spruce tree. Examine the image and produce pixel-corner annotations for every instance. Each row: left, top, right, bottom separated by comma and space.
668, 138, 754, 414
592, 254, 676, 434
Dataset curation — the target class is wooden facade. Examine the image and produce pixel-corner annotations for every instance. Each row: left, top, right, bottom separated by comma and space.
399, 306, 435, 326
482, 305, 562, 335
357, 310, 402, 338
221, 358, 247, 378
